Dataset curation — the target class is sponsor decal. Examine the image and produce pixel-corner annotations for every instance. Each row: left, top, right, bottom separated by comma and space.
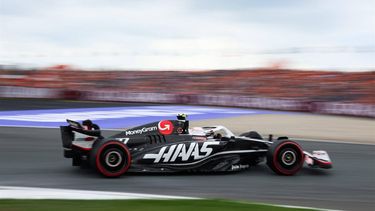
231, 164, 249, 171
115, 138, 130, 144
176, 127, 183, 134
158, 120, 174, 135
125, 126, 157, 136
143, 142, 220, 163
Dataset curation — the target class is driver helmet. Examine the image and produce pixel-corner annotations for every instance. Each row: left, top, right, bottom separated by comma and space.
177, 113, 188, 121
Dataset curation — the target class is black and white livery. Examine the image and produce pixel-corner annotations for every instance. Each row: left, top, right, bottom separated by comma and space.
60, 116, 332, 177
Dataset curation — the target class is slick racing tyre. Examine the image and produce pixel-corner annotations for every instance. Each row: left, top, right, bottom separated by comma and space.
266, 140, 304, 176
90, 141, 131, 177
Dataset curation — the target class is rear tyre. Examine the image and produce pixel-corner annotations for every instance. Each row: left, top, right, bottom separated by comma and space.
266, 140, 304, 176
90, 141, 131, 177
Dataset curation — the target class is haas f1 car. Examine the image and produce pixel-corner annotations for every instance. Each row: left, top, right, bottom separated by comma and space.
60, 116, 332, 177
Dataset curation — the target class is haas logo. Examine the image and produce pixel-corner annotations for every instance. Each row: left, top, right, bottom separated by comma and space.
158, 120, 174, 135
143, 142, 220, 163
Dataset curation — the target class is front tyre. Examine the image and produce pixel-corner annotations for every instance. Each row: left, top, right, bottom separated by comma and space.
90, 141, 131, 177
266, 140, 304, 176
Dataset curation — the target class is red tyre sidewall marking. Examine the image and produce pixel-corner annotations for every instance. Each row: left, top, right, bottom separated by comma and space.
158, 120, 174, 135
96, 141, 131, 177
273, 141, 304, 175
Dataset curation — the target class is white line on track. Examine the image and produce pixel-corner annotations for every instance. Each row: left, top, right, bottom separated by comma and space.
0, 186, 198, 200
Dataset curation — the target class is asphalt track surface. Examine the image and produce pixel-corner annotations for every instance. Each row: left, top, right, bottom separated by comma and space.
0, 99, 374, 211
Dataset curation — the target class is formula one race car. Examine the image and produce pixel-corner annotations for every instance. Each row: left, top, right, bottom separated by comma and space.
60, 115, 332, 177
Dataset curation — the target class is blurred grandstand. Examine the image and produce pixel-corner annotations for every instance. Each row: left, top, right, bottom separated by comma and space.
0, 65, 374, 117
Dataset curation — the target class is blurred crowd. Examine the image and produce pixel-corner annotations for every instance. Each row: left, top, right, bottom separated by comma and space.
0, 66, 374, 105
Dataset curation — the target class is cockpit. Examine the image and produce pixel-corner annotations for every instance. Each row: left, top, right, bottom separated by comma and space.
176, 114, 235, 140
190, 126, 235, 140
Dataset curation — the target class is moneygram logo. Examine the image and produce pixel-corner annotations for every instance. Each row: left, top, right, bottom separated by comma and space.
158, 120, 174, 135
125, 126, 157, 136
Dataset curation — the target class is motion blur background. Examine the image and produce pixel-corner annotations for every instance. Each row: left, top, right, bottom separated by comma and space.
0, 0, 374, 115
0, 2, 375, 211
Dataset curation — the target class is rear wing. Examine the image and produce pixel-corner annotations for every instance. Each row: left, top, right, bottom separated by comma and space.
61, 126, 74, 149
61, 119, 102, 149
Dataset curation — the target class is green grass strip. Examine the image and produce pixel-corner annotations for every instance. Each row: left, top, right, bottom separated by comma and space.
0, 199, 318, 211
